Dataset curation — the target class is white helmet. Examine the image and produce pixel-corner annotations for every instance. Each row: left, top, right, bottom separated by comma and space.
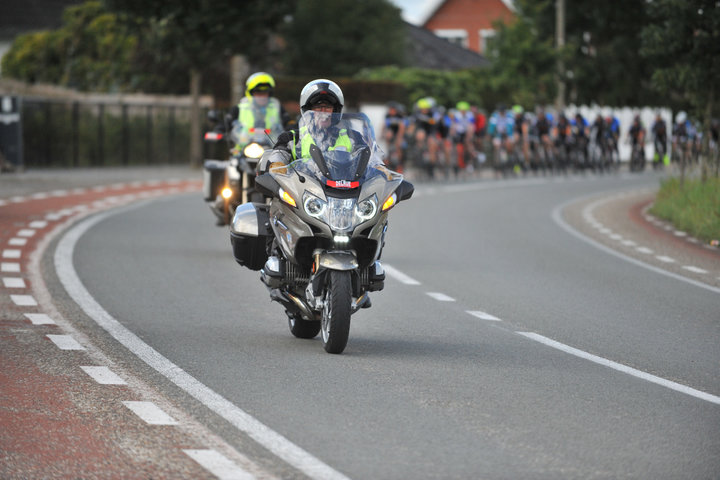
676, 111, 687, 124
300, 79, 344, 114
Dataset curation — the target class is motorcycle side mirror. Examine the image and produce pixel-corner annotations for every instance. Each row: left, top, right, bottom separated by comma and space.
396, 180, 414, 202
353, 147, 371, 181
255, 174, 281, 198
309, 144, 332, 178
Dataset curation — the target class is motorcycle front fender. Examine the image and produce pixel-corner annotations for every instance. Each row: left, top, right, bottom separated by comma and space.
316, 251, 358, 271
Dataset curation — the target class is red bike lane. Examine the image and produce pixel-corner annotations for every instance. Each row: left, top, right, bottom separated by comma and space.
0, 178, 265, 479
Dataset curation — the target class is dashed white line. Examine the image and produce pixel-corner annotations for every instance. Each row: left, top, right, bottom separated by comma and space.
2, 249, 22, 259
3, 277, 26, 288
29, 220, 48, 229
426, 292, 455, 302
9, 238, 27, 246
46, 334, 85, 350
683, 266, 708, 274
518, 332, 720, 405
81, 366, 127, 385
10, 294, 36, 306
656, 255, 675, 263
383, 263, 421, 285
467, 311, 502, 321
1, 262, 20, 273
24, 313, 56, 325
17, 229, 36, 237
635, 247, 653, 254
184, 449, 256, 480
122, 401, 179, 425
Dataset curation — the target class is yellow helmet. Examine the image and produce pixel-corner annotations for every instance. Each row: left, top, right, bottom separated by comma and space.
245, 72, 275, 98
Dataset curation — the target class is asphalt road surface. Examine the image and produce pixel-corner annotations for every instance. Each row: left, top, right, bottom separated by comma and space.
52, 171, 719, 479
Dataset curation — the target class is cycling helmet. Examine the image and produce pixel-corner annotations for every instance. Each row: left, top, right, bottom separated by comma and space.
676, 111, 687, 124
456, 101, 471, 111
416, 98, 432, 110
512, 104, 524, 115
245, 72, 275, 98
300, 79, 344, 114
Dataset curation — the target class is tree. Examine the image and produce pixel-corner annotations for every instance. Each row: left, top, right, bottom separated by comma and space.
282, 0, 406, 77
640, 0, 720, 180
105, 0, 295, 167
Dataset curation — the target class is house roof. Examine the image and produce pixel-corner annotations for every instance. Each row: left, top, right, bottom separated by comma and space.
404, 21, 489, 70
0, 0, 80, 39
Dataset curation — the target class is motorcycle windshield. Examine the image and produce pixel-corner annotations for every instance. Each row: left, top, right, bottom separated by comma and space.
283, 112, 392, 186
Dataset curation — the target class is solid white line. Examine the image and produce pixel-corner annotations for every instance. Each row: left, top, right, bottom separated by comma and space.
382, 263, 421, 285
55, 206, 353, 480
553, 200, 720, 295
24, 313, 56, 325
467, 311, 502, 321
518, 332, 720, 405
1, 262, 20, 273
426, 292, 455, 302
3, 277, 26, 288
2, 249, 21, 259
184, 449, 257, 480
81, 366, 127, 385
10, 294, 36, 306
122, 401, 178, 425
47, 334, 85, 350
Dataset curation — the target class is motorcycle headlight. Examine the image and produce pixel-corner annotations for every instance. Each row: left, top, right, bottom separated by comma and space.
243, 142, 265, 159
303, 192, 327, 218
355, 195, 377, 221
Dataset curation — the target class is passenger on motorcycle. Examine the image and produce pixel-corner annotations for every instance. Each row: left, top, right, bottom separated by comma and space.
230, 72, 287, 154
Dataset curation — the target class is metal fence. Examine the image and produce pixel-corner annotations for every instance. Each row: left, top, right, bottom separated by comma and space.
19, 98, 206, 168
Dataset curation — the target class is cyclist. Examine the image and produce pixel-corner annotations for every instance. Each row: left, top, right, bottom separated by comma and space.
553, 112, 573, 172
448, 101, 476, 174
571, 112, 590, 170
628, 114, 647, 171
488, 104, 515, 175
512, 105, 530, 172
650, 113, 669, 169
406, 97, 441, 178
382, 101, 407, 172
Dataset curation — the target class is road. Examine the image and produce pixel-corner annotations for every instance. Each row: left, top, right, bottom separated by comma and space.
45, 170, 718, 479
1, 167, 718, 479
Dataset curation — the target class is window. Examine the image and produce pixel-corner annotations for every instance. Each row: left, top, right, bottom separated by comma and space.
480, 29, 496, 54
433, 29, 468, 49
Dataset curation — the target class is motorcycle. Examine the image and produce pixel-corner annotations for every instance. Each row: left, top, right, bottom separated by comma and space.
202, 112, 275, 226
229, 112, 414, 354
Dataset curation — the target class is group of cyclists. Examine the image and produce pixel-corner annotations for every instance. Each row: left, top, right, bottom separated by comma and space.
381, 98, 718, 180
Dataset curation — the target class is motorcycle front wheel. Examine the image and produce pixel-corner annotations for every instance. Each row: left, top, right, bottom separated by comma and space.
321, 270, 352, 354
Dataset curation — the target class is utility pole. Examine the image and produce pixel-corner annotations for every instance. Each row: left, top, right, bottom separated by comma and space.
555, 0, 566, 112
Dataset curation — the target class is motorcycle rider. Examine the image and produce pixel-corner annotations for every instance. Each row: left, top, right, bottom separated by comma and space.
230, 72, 287, 153
260, 79, 376, 173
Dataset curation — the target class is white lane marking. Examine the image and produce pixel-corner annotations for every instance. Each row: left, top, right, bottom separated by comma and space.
2, 249, 21, 259
81, 366, 127, 385
47, 334, 85, 350
24, 313, 56, 325
518, 332, 720, 405
553, 201, 720, 295
426, 292, 455, 302
17, 229, 36, 237
11, 294, 37, 306
29, 220, 48, 228
31, 192, 50, 200
3, 277, 26, 288
122, 401, 179, 425
383, 263, 421, 285
467, 311, 502, 321
683, 266, 708, 274
1, 262, 20, 272
636, 246, 653, 254
9, 238, 27, 246
656, 255, 675, 263
621, 240, 637, 246
56, 206, 353, 480
674, 231, 687, 237
184, 449, 256, 480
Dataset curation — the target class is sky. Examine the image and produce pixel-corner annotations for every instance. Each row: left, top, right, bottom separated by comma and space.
388, 0, 439, 25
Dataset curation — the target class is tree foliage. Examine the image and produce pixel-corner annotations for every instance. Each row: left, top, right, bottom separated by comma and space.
282, 0, 406, 77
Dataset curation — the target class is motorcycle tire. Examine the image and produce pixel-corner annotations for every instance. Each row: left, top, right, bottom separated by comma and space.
288, 315, 320, 339
321, 270, 352, 354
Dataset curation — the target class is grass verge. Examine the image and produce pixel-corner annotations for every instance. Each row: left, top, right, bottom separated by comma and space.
649, 177, 720, 245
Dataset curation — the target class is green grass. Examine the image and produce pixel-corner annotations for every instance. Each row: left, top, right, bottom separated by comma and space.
650, 177, 720, 245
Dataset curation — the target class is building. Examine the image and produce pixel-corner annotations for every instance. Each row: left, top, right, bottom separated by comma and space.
421, 0, 516, 55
